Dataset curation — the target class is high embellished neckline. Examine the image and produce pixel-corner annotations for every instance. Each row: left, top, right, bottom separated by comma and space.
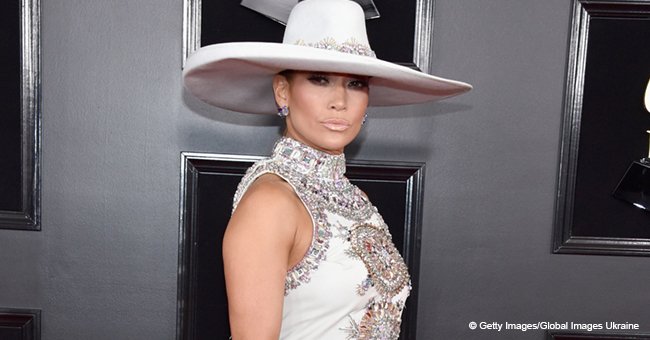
272, 137, 347, 181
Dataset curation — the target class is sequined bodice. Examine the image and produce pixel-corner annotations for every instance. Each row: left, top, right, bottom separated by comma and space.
233, 137, 411, 340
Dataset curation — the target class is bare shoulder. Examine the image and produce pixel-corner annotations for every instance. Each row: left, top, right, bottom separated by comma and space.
223, 173, 303, 337
226, 173, 302, 245
235, 173, 301, 216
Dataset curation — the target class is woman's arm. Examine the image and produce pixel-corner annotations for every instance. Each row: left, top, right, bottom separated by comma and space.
223, 174, 308, 340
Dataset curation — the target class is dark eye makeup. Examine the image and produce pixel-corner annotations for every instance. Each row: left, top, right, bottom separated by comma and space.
307, 74, 330, 85
307, 73, 369, 90
347, 78, 369, 89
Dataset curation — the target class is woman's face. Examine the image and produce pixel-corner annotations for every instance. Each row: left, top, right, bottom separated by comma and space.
273, 71, 369, 155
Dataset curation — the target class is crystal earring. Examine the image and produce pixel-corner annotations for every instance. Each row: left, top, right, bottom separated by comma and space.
362, 112, 368, 125
277, 105, 289, 118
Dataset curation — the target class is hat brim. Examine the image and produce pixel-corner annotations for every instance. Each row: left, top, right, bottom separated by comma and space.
183, 42, 472, 114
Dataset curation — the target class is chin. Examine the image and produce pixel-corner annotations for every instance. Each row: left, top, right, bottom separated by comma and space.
316, 133, 356, 154
288, 124, 361, 154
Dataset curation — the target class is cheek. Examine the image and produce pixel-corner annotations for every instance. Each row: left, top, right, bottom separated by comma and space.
291, 90, 323, 113
287, 94, 323, 130
349, 93, 369, 121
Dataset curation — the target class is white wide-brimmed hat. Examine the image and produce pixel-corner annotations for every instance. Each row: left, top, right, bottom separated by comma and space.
183, 0, 472, 114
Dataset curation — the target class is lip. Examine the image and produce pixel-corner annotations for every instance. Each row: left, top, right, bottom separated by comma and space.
321, 118, 351, 131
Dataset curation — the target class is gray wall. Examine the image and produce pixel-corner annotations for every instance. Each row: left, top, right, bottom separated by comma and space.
1, 0, 648, 339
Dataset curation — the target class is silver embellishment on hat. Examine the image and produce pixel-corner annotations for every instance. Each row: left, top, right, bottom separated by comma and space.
294, 37, 376, 58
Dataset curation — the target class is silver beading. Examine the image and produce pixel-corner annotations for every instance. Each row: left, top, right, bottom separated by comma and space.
294, 37, 376, 58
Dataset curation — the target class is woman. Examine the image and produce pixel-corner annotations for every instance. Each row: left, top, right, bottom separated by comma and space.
183, 0, 471, 339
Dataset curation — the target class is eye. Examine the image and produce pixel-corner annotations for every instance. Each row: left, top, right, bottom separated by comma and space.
348, 78, 369, 90
307, 74, 329, 86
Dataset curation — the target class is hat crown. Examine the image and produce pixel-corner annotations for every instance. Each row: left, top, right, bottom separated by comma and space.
182, 0, 472, 114
282, 0, 374, 57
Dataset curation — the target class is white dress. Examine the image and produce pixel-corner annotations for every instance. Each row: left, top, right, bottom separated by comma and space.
233, 137, 411, 340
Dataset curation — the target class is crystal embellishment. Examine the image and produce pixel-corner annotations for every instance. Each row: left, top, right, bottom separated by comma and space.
349, 224, 411, 299
346, 300, 405, 340
232, 137, 411, 338
344, 222, 411, 339
232, 137, 376, 294
294, 37, 376, 58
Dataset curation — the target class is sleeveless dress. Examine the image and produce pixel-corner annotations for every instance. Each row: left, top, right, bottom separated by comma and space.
232, 137, 411, 340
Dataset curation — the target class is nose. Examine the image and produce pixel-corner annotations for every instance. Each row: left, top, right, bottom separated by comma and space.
329, 82, 347, 111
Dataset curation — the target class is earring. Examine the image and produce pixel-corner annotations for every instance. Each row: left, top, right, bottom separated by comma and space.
277, 105, 289, 118
362, 112, 368, 125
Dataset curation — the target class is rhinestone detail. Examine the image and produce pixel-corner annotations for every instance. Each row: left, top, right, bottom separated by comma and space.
348, 224, 411, 299
294, 37, 376, 58
345, 299, 405, 340
344, 222, 411, 339
232, 137, 376, 294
